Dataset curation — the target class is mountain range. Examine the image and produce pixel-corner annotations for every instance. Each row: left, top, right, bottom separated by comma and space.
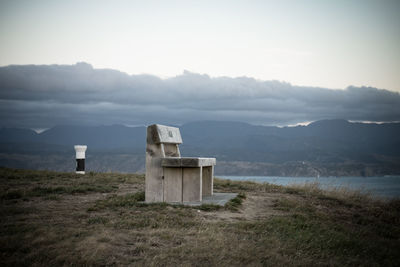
1, 119, 399, 176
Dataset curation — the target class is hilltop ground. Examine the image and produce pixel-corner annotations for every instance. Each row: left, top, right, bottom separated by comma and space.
1, 168, 399, 266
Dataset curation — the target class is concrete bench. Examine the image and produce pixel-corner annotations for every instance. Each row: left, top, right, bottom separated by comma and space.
145, 124, 216, 203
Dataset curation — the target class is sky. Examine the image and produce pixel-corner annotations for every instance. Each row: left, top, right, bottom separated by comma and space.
1, 0, 400, 92
1, 63, 400, 129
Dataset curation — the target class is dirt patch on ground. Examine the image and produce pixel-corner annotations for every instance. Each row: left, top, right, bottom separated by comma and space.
198, 192, 299, 222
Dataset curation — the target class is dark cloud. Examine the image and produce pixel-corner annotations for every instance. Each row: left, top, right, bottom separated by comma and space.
0, 62, 399, 128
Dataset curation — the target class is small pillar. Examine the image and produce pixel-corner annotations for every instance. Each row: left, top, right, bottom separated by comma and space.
74, 145, 87, 174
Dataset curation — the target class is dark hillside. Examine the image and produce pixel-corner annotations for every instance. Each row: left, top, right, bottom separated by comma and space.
0, 120, 399, 175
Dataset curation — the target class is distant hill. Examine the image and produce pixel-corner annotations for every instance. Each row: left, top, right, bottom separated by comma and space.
181, 120, 400, 162
1, 120, 399, 176
0, 128, 38, 143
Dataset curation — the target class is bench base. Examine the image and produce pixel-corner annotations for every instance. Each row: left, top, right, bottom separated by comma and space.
163, 165, 214, 202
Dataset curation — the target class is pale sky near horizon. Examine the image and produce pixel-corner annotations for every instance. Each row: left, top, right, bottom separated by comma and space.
1, 0, 399, 92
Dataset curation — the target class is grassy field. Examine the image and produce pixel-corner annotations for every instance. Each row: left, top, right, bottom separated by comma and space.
1, 167, 399, 266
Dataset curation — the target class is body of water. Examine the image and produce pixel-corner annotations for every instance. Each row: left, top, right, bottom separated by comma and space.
219, 176, 400, 199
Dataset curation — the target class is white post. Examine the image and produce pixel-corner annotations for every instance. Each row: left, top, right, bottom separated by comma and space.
74, 145, 87, 174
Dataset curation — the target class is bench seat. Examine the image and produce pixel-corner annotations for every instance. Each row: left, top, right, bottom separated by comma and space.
162, 157, 216, 167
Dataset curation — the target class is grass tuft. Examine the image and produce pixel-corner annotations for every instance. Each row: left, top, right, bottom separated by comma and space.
87, 216, 109, 225
225, 192, 246, 211
198, 204, 222, 211
89, 191, 146, 211
1, 190, 23, 200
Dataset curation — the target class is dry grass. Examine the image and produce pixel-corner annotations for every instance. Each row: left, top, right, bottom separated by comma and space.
1, 167, 399, 266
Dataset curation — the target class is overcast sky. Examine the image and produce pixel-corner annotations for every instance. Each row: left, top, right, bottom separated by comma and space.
1, 63, 399, 129
1, 0, 400, 92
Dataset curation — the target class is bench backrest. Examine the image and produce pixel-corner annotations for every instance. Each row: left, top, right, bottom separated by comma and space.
147, 124, 182, 145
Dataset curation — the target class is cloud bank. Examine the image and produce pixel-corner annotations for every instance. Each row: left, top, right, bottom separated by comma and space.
0, 62, 399, 128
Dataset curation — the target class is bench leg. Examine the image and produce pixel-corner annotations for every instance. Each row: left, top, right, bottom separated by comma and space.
182, 167, 202, 202
202, 166, 214, 197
